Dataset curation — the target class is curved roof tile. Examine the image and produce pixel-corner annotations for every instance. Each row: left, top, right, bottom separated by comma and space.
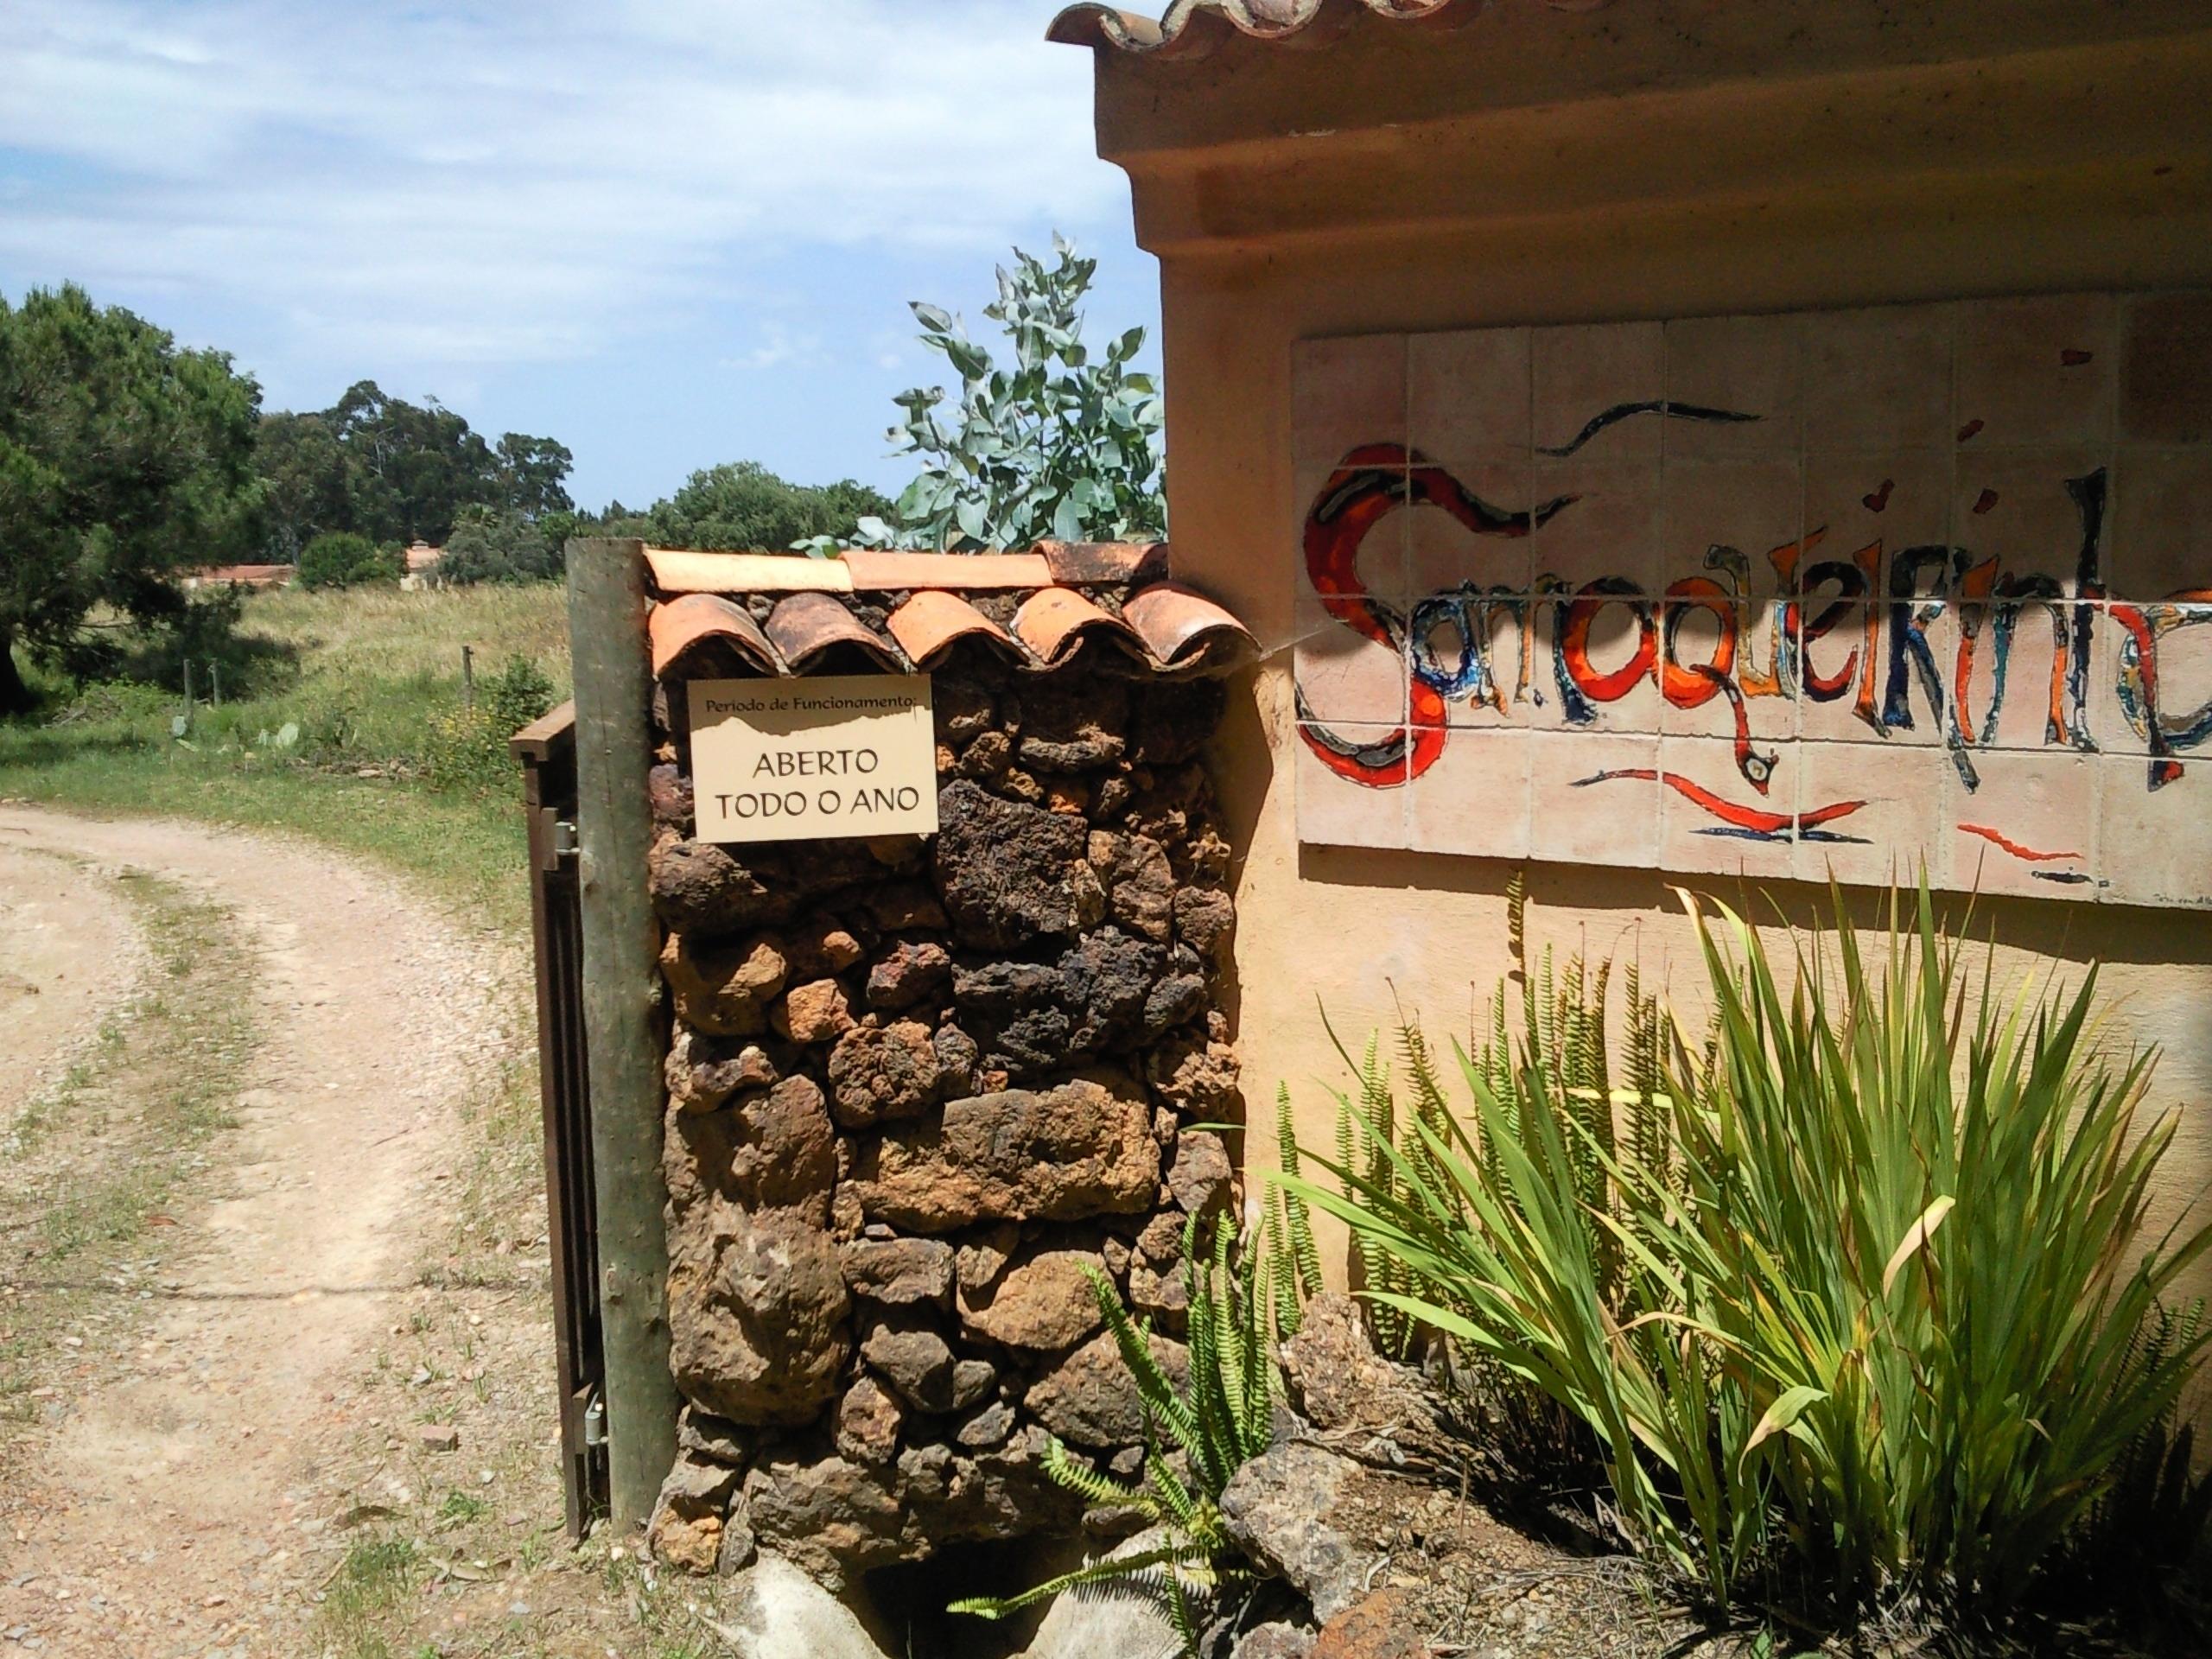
649, 594, 780, 679
1036, 540, 1173, 586
884, 589, 1026, 669
1122, 581, 1260, 670
1011, 586, 1148, 667
765, 592, 907, 672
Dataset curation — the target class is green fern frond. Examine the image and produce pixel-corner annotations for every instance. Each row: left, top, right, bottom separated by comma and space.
1040, 1433, 1141, 1511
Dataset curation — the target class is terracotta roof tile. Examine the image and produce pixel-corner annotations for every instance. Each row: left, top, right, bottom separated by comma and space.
650, 594, 780, 678
838, 550, 1056, 590
765, 591, 906, 672
1037, 540, 1172, 586
1122, 581, 1260, 669
645, 548, 854, 594
1011, 586, 1147, 667
636, 541, 1254, 681
1046, 0, 1605, 56
884, 589, 1023, 668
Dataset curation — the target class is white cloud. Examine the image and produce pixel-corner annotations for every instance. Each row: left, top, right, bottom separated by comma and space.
722, 321, 821, 372
0, 1, 1122, 374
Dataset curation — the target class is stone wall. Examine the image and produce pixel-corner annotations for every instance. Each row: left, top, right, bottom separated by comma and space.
641, 636, 1242, 1589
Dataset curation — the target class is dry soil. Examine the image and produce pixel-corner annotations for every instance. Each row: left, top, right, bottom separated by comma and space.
0, 804, 499, 1656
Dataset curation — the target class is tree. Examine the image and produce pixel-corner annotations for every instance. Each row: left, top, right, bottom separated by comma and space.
254, 382, 572, 556
861, 236, 1166, 553
437, 505, 563, 585
296, 530, 402, 590
254, 410, 353, 563
639, 461, 889, 552
495, 433, 575, 522
325, 380, 494, 546
0, 284, 264, 715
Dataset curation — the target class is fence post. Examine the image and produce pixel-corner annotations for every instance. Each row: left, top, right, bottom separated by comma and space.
181, 659, 194, 723
211, 662, 222, 708
461, 644, 475, 716
563, 537, 676, 1534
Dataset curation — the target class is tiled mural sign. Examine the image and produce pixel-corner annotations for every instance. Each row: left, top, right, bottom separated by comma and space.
1291, 293, 2212, 907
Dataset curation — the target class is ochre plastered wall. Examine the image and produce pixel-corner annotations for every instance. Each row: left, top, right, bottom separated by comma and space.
1084, 2, 2212, 1300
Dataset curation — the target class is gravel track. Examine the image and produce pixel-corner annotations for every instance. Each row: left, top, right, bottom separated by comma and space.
0, 804, 501, 1656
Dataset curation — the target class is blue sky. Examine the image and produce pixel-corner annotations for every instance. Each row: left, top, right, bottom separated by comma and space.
0, 0, 1158, 512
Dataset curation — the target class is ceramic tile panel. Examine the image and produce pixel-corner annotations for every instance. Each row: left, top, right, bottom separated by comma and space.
1408, 588, 1541, 729
1405, 448, 1535, 597
1955, 448, 2110, 590
1954, 595, 2104, 753
1534, 322, 1665, 461
1955, 294, 2117, 449
1410, 327, 1532, 454
1947, 750, 2097, 900
1407, 728, 1531, 861
1294, 334, 1408, 467
1654, 734, 1798, 881
2112, 446, 2212, 599
1802, 449, 1953, 598
1529, 731, 1659, 868
1789, 741, 1947, 889
1295, 722, 1409, 849
1662, 313, 1803, 461
2120, 294, 2212, 445
1659, 597, 1796, 746
1662, 458, 1802, 597
2098, 754, 2212, 907
1797, 601, 1953, 746
2098, 601, 2212, 760
1290, 290, 2212, 906
1530, 457, 1663, 590
1802, 304, 1956, 454
1293, 591, 1408, 727
1532, 585, 1666, 734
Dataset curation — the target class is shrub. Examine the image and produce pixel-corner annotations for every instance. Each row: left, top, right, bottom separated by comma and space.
950, 1216, 1280, 1655
297, 531, 403, 590
424, 652, 554, 793
122, 583, 299, 699
1281, 882, 2212, 1630
639, 462, 888, 556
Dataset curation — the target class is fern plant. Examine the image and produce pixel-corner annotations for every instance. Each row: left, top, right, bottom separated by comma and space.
1289, 874, 1668, 1360
949, 1215, 1282, 1655
1262, 1083, 1324, 1340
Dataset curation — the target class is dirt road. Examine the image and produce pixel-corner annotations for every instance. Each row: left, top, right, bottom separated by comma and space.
0, 833, 140, 1117
0, 805, 500, 1656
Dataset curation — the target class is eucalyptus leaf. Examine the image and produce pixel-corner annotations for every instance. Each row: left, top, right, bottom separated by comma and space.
874, 235, 1165, 552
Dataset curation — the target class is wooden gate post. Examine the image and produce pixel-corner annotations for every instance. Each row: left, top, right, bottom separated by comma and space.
563, 537, 677, 1533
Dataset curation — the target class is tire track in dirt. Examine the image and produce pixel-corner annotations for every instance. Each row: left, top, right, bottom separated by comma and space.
0, 805, 501, 1656
0, 839, 142, 1121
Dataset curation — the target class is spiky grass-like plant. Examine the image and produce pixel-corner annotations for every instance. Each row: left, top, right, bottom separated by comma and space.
949, 1215, 1282, 1655
1280, 881, 2212, 1627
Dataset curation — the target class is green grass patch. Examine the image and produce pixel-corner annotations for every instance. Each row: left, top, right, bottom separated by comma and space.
29, 872, 253, 1264
314, 1535, 427, 1659
0, 866, 258, 1453
0, 582, 569, 931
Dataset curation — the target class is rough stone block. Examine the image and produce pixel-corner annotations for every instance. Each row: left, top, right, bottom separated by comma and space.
849, 1075, 1161, 1233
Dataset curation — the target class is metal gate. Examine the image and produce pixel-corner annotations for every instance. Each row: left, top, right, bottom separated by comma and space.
512, 702, 608, 1535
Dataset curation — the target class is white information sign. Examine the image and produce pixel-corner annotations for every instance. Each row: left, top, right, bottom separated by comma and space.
687, 675, 938, 843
